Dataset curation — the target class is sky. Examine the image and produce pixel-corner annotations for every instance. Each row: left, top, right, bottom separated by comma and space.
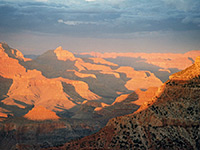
0, 0, 200, 54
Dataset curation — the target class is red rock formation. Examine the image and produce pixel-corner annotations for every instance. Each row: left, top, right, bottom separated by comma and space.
0, 44, 27, 78
54, 46, 76, 61
0, 43, 31, 61
75, 60, 113, 72
1, 43, 187, 149
111, 87, 158, 106
24, 106, 60, 120
66, 70, 96, 79
51, 56, 200, 150
116, 66, 162, 90
80, 50, 200, 70
132, 87, 158, 105
57, 77, 101, 101
0, 43, 76, 113
93, 87, 158, 120
89, 57, 118, 66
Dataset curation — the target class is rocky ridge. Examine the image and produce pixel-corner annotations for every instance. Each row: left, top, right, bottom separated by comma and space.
79, 50, 200, 82
51, 56, 200, 150
80, 51, 200, 70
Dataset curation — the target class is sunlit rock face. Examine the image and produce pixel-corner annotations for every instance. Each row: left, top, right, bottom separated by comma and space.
80, 51, 200, 70
0, 43, 27, 78
0, 43, 76, 114
0, 43, 31, 62
55, 57, 200, 150
80, 50, 200, 83
57, 77, 101, 101
54, 46, 76, 61
0, 43, 163, 149
21, 44, 163, 102
195, 56, 200, 68
89, 57, 118, 66
24, 106, 60, 120
116, 66, 162, 90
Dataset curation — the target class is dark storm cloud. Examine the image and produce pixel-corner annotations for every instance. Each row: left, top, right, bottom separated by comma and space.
0, 0, 200, 37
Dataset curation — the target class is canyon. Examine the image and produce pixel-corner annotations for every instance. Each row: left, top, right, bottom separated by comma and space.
0, 42, 199, 149
47, 55, 200, 150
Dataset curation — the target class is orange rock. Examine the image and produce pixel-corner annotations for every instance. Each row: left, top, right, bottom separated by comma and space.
0, 44, 76, 112
116, 66, 162, 90
75, 61, 113, 72
54, 46, 76, 61
112, 94, 130, 105
132, 87, 158, 105
67, 70, 96, 79
100, 71, 120, 78
0, 43, 31, 62
0, 44, 26, 78
58, 77, 101, 101
24, 106, 60, 120
89, 58, 118, 66
80, 50, 200, 70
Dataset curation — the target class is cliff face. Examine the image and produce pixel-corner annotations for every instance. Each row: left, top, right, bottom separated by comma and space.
0, 43, 76, 116
0, 43, 164, 149
79, 50, 200, 82
80, 50, 200, 70
55, 57, 200, 150
54, 46, 76, 61
0, 42, 31, 62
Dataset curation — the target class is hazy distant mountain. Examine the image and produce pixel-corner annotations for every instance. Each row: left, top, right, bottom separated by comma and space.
79, 50, 200, 82
24, 54, 39, 59
56, 56, 200, 150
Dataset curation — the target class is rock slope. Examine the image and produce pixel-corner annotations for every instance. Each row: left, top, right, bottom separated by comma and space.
24, 106, 60, 120
52, 56, 200, 150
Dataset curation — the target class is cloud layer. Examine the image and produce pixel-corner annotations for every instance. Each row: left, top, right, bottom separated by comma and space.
0, 0, 200, 53
1, 0, 200, 35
